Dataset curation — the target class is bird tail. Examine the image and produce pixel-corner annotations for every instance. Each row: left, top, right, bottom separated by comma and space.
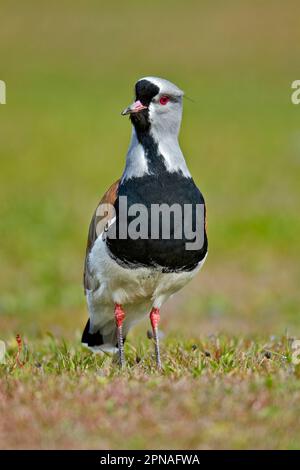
81, 319, 120, 354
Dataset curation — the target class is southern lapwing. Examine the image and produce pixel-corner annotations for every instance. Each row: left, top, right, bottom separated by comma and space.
82, 77, 208, 368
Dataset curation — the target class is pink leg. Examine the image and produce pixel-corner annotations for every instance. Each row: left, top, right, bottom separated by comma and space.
150, 307, 162, 369
115, 304, 125, 367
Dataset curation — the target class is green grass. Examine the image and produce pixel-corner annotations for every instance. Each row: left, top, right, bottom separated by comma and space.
1, 0, 300, 449
1, 333, 300, 449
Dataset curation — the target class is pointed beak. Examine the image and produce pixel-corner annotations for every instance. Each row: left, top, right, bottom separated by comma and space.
121, 100, 148, 116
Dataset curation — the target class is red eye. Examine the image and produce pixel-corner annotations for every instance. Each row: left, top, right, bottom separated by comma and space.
159, 95, 170, 105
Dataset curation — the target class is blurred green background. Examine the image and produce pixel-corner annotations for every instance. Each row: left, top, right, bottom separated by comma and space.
1, 0, 300, 340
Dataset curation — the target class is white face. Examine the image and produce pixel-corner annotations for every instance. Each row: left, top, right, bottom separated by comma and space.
122, 77, 191, 179
142, 77, 184, 136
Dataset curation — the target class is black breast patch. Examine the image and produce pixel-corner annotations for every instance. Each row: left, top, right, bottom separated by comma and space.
106, 172, 208, 272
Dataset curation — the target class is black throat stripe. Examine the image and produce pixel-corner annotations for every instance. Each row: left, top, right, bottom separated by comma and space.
130, 80, 166, 174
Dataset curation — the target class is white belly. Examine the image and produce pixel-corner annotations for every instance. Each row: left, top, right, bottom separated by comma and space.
86, 235, 207, 343
89, 235, 206, 305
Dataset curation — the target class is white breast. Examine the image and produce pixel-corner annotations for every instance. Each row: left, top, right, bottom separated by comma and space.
85, 234, 207, 350
89, 235, 205, 305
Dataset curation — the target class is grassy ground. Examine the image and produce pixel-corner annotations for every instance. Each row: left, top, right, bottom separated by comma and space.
1, 0, 300, 449
1, 334, 300, 449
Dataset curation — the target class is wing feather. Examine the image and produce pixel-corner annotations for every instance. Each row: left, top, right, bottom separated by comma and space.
83, 180, 120, 292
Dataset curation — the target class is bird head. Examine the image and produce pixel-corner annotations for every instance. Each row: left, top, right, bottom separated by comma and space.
122, 77, 184, 137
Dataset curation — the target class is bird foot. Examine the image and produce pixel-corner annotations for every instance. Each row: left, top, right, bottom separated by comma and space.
115, 304, 125, 368
150, 308, 162, 370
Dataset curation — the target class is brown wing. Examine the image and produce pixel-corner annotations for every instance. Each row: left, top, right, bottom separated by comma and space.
83, 180, 120, 292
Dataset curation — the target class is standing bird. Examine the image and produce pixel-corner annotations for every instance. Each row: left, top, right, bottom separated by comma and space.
82, 77, 208, 368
